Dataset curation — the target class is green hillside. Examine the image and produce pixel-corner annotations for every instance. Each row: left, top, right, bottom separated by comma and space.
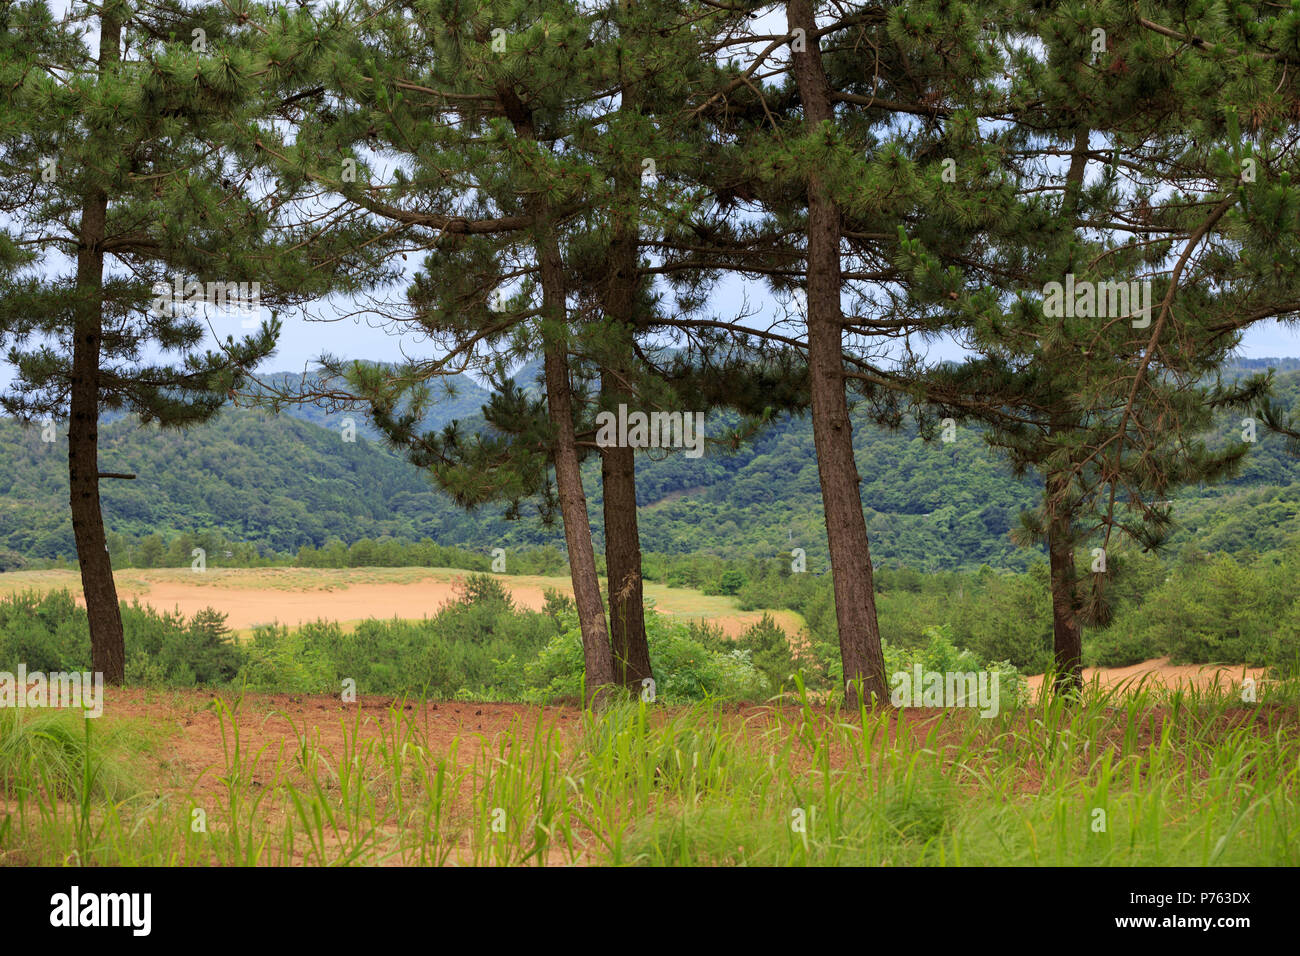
1, 363, 1297, 571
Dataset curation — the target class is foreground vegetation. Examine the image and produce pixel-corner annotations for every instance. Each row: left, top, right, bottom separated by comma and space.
0, 575, 1021, 703
3, 540, 1295, 707
1, 682, 1295, 866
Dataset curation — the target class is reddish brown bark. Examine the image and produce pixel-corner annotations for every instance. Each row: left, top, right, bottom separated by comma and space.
537, 221, 617, 706
598, 151, 653, 695
601, 436, 653, 692
69, 12, 124, 685
787, 0, 887, 706
1047, 512, 1084, 691
499, 81, 617, 706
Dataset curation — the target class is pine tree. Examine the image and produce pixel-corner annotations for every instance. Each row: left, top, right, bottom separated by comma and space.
249, 0, 629, 702
896, 0, 1300, 688
252, 0, 784, 701
0, 0, 384, 681
704, 0, 1018, 705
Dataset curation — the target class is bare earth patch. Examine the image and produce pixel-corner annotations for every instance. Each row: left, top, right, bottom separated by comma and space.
1025, 657, 1266, 693
95, 686, 1298, 803
0, 566, 804, 637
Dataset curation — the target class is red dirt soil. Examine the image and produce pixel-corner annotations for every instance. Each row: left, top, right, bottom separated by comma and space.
107, 689, 579, 801
97, 681, 1291, 807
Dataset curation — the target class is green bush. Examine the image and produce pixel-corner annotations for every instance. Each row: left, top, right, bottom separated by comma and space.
237, 623, 338, 694
880, 625, 1028, 709
705, 569, 746, 596
734, 614, 798, 696
1084, 625, 1159, 668
122, 605, 244, 686
646, 616, 766, 703
1121, 553, 1291, 666
0, 590, 243, 687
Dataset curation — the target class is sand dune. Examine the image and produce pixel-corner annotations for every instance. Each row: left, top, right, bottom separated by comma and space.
1026, 657, 1266, 692
1, 567, 801, 637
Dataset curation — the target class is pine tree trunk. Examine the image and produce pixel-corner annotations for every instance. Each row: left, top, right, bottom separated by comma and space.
787, 0, 887, 707
502, 84, 616, 706
70, 13, 124, 685
599, 155, 653, 695
601, 437, 653, 692
1047, 516, 1084, 691
537, 227, 617, 707
1046, 129, 1090, 695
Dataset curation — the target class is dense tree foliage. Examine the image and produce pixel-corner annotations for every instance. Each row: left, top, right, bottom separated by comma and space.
3, 0, 1300, 701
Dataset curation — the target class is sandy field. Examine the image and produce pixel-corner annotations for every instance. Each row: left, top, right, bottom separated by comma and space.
0, 568, 1269, 692
1024, 657, 1267, 693
0, 566, 806, 637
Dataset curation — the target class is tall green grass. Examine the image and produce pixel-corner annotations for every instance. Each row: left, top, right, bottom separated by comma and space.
0, 708, 157, 865
1, 678, 1296, 866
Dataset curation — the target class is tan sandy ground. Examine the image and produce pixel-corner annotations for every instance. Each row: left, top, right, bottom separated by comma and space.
0, 568, 1266, 692
0, 566, 806, 638
118, 574, 553, 631
1026, 657, 1267, 693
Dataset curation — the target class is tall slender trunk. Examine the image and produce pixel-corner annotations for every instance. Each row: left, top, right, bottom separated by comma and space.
499, 83, 615, 705
601, 420, 652, 692
1044, 128, 1091, 694
599, 137, 653, 695
70, 13, 124, 684
787, 0, 886, 706
1047, 509, 1084, 691
538, 220, 617, 707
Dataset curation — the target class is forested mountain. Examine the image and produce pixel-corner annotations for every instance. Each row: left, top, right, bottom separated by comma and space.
2, 362, 1296, 571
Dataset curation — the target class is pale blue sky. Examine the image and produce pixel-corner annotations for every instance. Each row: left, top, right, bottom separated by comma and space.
4, 277, 1294, 395
259, 283, 1300, 382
